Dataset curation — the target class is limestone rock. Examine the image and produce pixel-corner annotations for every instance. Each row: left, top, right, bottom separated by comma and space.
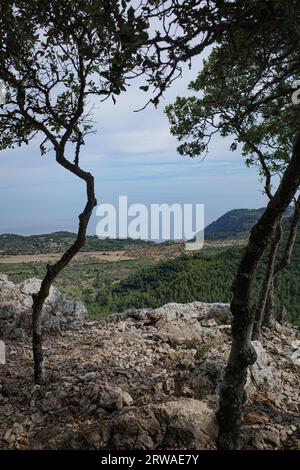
189, 340, 280, 401
0, 275, 88, 338
261, 429, 281, 447
96, 399, 217, 450
290, 340, 300, 366
98, 387, 134, 411
0, 281, 299, 451
0, 339, 5, 365
247, 341, 281, 397
0, 274, 10, 284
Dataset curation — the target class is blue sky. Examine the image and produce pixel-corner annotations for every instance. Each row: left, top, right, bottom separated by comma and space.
0, 62, 267, 236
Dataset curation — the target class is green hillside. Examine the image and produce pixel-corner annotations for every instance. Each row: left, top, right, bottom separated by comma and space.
0, 232, 151, 255
205, 207, 293, 238
96, 235, 300, 324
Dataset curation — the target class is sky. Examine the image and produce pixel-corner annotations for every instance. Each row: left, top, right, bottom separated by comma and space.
0, 59, 267, 236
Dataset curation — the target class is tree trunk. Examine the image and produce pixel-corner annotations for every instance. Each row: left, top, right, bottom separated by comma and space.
252, 222, 282, 339
262, 279, 276, 328
32, 150, 97, 384
253, 194, 300, 339
217, 131, 300, 450
274, 194, 300, 275
278, 305, 287, 324
32, 294, 45, 383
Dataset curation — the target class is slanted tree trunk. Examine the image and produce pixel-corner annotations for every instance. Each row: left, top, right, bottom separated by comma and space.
263, 278, 276, 328
274, 194, 300, 276
217, 131, 300, 450
278, 305, 287, 324
32, 149, 97, 384
252, 222, 283, 339
253, 194, 300, 337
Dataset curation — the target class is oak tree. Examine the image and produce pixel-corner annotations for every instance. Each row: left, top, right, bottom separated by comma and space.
166, 27, 300, 448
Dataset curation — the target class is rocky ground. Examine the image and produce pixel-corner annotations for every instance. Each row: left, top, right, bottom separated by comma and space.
0, 274, 299, 450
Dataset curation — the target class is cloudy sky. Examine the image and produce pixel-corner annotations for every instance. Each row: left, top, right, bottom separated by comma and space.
0, 59, 267, 236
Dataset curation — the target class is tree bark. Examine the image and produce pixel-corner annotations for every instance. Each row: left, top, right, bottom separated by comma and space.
217, 131, 300, 450
32, 149, 97, 384
262, 279, 276, 328
278, 305, 287, 324
254, 194, 300, 337
252, 222, 282, 339
274, 194, 300, 276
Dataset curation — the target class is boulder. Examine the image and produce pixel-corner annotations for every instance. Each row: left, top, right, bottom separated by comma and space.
0, 275, 88, 338
110, 302, 232, 326
247, 341, 281, 397
0, 274, 11, 284
98, 386, 133, 411
290, 340, 300, 366
87, 398, 217, 450
109, 302, 231, 347
190, 340, 280, 401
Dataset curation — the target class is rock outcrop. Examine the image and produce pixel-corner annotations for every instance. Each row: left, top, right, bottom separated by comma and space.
0, 275, 88, 338
0, 275, 299, 450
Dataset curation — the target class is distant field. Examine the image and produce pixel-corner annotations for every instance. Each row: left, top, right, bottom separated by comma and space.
0, 250, 134, 264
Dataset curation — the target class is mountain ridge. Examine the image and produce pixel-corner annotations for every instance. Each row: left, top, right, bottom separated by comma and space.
205, 207, 294, 239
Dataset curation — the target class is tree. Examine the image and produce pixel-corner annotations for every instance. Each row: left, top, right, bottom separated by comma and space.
0, 0, 157, 383
166, 33, 300, 448
134, 0, 300, 450
2, 0, 300, 448
167, 43, 300, 335
0, 0, 224, 384
252, 193, 300, 336
4, 0, 247, 383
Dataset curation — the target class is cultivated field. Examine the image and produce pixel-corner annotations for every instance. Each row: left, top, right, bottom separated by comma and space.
0, 250, 134, 264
